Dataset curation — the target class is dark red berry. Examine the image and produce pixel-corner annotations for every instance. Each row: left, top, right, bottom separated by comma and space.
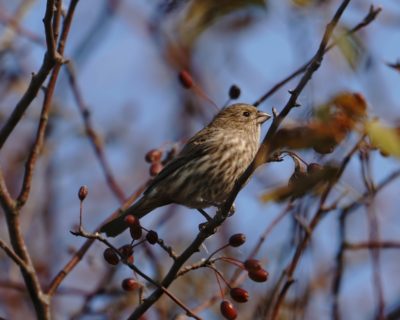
230, 287, 249, 303
119, 244, 133, 259
229, 85, 241, 100
124, 215, 139, 227
103, 248, 119, 265
229, 233, 246, 247
149, 162, 163, 176
145, 149, 162, 163
220, 300, 237, 320
146, 230, 158, 244
130, 224, 142, 240
78, 185, 88, 201
243, 259, 262, 272
248, 268, 269, 283
178, 70, 193, 89
122, 278, 140, 291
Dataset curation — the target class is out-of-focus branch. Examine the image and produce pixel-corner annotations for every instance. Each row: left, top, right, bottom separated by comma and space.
0, 0, 60, 148
65, 63, 126, 202
253, 5, 381, 107
270, 135, 361, 320
344, 241, 400, 250
332, 168, 400, 320
17, 0, 78, 207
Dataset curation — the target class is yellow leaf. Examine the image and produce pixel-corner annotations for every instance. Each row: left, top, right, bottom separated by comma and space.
366, 120, 400, 158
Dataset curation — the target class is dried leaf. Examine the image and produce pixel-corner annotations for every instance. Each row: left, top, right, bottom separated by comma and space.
260, 165, 339, 202
336, 29, 365, 70
179, 0, 266, 47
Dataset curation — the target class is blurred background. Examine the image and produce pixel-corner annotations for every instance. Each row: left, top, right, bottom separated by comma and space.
0, 0, 400, 319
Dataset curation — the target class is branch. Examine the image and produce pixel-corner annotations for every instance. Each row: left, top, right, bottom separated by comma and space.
0, 0, 59, 149
344, 241, 400, 250
70, 227, 202, 320
253, 5, 381, 107
65, 63, 126, 202
17, 0, 79, 207
0, 238, 29, 271
46, 181, 147, 296
270, 134, 361, 320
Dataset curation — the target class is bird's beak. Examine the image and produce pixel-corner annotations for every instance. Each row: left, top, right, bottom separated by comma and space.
256, 110, 271, 124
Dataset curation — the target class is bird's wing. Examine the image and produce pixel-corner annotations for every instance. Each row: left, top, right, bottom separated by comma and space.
143, 129, 214, 195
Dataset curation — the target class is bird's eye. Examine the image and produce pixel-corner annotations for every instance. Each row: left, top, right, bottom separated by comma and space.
243, 111, 251, 117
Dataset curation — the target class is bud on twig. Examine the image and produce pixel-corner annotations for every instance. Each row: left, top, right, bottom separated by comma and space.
78, 185, 88, 201
229, 233, 246, 247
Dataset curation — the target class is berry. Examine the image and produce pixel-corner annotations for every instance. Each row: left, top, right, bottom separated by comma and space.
230, 287, 249, 303
229, 85, 241, 100
103, 248, 119, 265
220, 300, 237, 319
228, 233, 246, 247
119, 244, 133, 259
248, 268, 269, 283
122, 278, 140, 291
145, 149, 162, 163
130, 224, 142, 240
243, 259, 262, 272
78, 185, 88, 201
146, 230, 158, 244
124, 215, 139, 227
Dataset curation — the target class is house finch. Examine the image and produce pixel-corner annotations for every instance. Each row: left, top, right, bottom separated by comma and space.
101, 104, 271, 237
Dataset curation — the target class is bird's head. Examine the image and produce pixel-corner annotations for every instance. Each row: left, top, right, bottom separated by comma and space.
210, 104, 271, 130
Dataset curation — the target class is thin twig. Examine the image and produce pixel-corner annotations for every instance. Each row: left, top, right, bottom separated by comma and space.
65, 63, 126, 203
0, 238, 29, 271
253, 5, 381, 107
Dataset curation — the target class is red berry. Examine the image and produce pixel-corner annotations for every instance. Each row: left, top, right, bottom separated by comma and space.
145, 149, 162, 163
229, 233, 246, 247
229, 85, 241, 100
178, 70, 193, 89
243, 259, 262, 272
130, 224, 142, 240
103, 248, 119, 265
220, 300, 237, 319
122, 278, 140, 291
149, 162, 163, 176
124, 215, 139, 227
230, 287, 249, 303
146, 230, 158, 244
78, 185, 88, 201
248, 268, 269, 283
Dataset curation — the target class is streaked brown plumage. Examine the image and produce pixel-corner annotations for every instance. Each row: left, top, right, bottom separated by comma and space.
101, 104, 271, 237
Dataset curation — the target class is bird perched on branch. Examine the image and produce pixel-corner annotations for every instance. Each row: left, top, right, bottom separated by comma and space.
100, 104, 271, 237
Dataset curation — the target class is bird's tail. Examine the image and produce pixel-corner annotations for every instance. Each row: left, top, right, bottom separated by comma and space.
100, 197, 165, 237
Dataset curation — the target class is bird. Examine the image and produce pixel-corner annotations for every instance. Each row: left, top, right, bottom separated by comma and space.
100, 103, 271, 237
